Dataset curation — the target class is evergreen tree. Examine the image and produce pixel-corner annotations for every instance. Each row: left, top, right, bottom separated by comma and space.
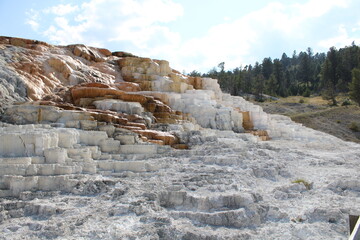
254, 74, 265, 101
281, 53, 290, 69
272, 59, 287, 96
262, 58, 273, 80
321, 47, 339, 105
266, 74, 277, 96
350, 68, 360, 105
189, 70, 201, 77
232, 67, 243, 95
243, 65, 253, 93
253, 62, 265, 101
298, 51, 312, 90
200, 44, 358, 99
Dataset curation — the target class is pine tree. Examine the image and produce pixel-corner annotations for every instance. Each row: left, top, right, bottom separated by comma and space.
262, 58, 273, 80
350, 68, 360, 105
254, 74, 265, 101
321, 47, 339, 105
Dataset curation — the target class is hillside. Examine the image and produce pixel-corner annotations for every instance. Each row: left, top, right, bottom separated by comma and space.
258, 96, 360, 143
0, 37, 360, 240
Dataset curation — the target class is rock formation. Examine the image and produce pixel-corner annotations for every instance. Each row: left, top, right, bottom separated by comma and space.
0, 36, 359, 239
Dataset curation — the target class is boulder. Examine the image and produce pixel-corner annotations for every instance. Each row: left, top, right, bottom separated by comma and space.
72, 45, 103, 62
47, 57, 72, 79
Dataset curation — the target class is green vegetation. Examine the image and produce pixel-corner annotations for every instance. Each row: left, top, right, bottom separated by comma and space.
349, 122, 359, 132
292, 179, 312, 190
350, 68, 360, 105
190, 43, 360, 105
342, 99, 351, 106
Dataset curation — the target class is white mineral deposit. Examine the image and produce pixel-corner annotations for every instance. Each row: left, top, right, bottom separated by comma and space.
0, 37, 359, 239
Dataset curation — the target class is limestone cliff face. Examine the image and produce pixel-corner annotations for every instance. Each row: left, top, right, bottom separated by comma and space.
0, 36, 200, 101
1, 36, 271, 144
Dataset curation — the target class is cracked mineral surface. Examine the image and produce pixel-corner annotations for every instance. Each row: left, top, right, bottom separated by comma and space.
0, 36, 359, 239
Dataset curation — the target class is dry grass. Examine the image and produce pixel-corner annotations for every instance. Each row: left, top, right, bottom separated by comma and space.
273, 96, 328, 105
292, 179, 312, 190
270, 94, 351, 106
291, 105, 360, 143
256, 95, 360, 143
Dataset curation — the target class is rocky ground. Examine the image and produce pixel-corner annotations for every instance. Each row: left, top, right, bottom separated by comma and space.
0, 37, 359, 240
0, 128, 359, 240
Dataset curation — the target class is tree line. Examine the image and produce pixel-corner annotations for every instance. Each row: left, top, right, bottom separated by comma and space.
189, 42, 360, 105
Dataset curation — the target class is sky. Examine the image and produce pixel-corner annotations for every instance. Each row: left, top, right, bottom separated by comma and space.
1, 0, 360, 73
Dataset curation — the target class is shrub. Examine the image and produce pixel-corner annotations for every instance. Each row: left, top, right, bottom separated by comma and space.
349, 122, 359, 132
292, 179, 312, 190
302, 88, 311, 98
336, 120, 341, 124
342, 99, 351, 106
299, 99, 305, 104
255, 96, 264, 102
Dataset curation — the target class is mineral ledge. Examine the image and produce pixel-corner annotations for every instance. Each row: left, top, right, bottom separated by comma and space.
0, 36, 359, 240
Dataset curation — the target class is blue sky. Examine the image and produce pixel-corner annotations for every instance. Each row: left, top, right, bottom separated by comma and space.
1, 0, 360, 73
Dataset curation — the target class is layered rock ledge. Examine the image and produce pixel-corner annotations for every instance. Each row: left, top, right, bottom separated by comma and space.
0, 36, 359, 240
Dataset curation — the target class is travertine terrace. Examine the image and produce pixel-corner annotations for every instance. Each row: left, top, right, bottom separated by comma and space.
0, 36, 359, 239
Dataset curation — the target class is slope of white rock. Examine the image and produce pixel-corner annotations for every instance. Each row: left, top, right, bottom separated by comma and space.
1, 115, 359, 239
0, 37, 359, 240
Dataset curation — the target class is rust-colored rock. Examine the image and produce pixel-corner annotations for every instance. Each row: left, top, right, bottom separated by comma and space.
0, 36, 50, 48
126, 122, 146, 130
98, 48, 112, 56
71, 44, 103, 62
241, 111, 254, 130
148, 139, 165, 145
71, 86, 123, 103
121, 125, 144, 131
247, 130, 270, 141
91, 112, 125, 124
154, 100, 172, 112
146, 103, 157, 113
172, 144, 189, 150
2, 36, 258, 150
48, 57, 72, 79
134, 130, 178, 145
112, 51, 137, 58
153, 112, 171, 119
139, 81, 152, 91
115, 82, 140, 92
118, 93, 147, 104
80, 83, 112, 88
172, 69, 181, 74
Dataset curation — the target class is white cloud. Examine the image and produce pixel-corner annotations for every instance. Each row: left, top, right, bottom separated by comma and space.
25, 0, 357, 72
296, 0, 350, 19
44, 4, 79, 16
43, 16, 89, 45
30, 0, 183, 52
318, 25, 360, 49
25, 9, 40, 31
167, 0, 353, 71
352, 21, 360, 32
